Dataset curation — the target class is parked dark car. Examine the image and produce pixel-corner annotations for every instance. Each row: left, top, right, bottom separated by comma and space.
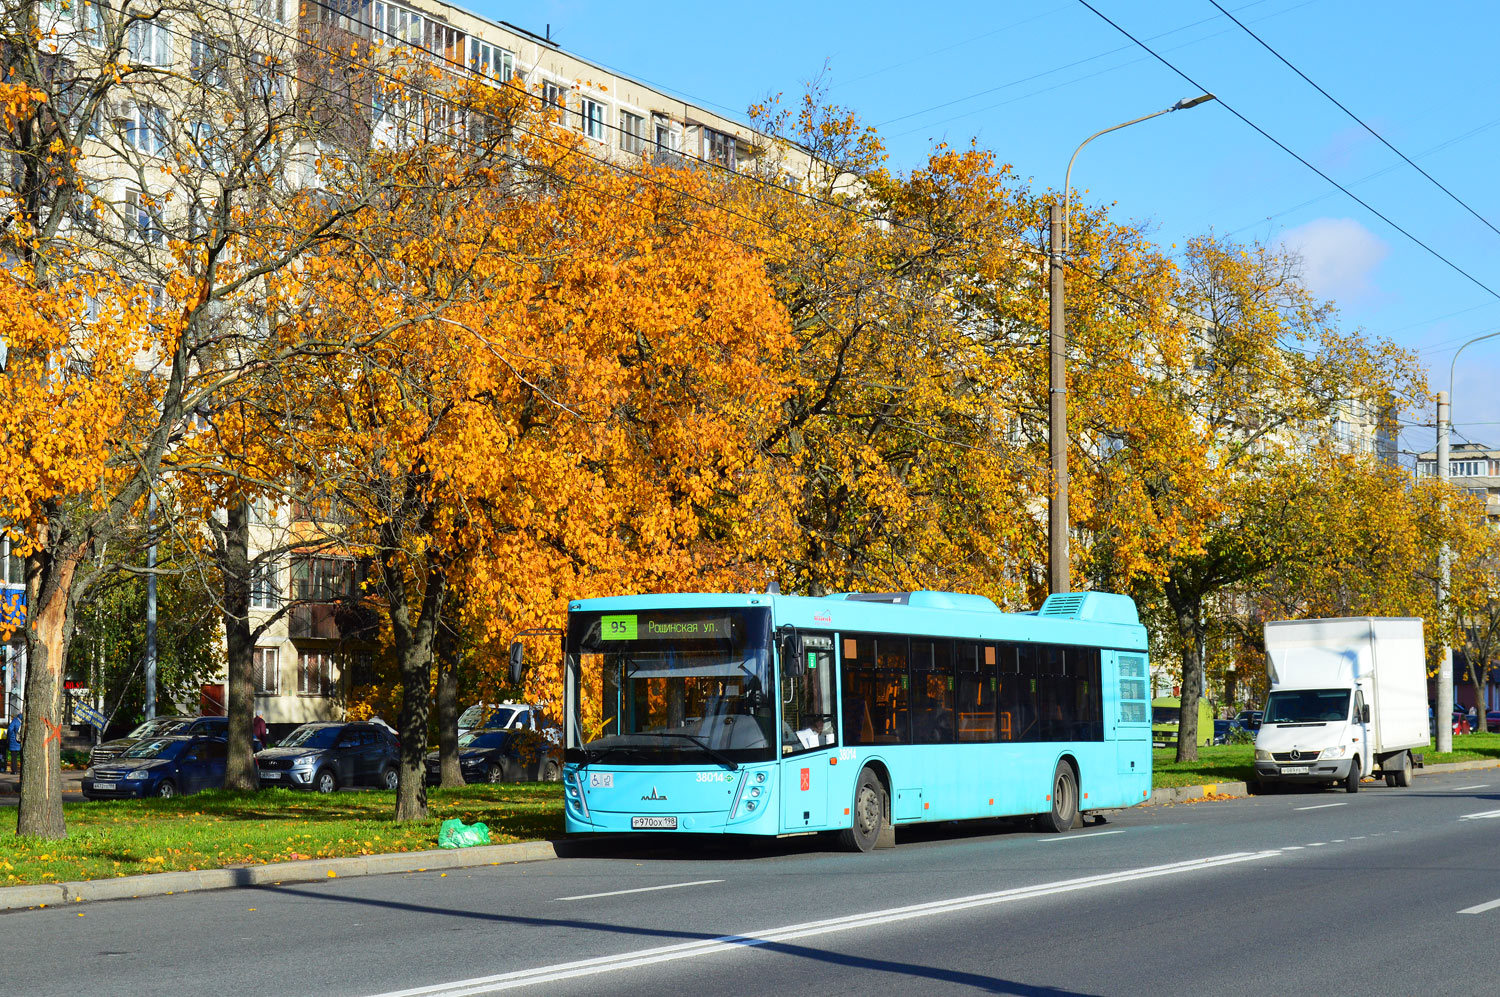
424, 729, 562, 785
1485, 710, 1500, 731
1233, 710, 1263, 731
89, 715, 235, 766
83, 735, 228, 799
255, 722, 399, 793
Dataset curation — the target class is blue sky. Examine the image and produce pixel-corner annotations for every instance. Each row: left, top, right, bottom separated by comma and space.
477, 0, 1500, 463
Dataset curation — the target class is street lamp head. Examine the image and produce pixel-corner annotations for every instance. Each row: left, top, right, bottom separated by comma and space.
1172, 93, 1216, 111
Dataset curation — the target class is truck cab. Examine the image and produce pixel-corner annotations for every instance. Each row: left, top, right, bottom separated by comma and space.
1253, 684, 1369, 791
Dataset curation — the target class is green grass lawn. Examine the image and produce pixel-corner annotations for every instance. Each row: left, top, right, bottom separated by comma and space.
0, 783, 563, 888
1151, 733, 1500, 790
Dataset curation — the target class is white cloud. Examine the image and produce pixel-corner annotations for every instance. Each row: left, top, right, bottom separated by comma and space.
1277, 217, 1390, 305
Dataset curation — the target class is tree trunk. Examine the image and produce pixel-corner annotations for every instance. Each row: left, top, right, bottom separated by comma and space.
17, 538, 81, 840
1472, 668, 1488, 734
1171, 593, 1205, 764
435, 614, 463, 789
221, 499, 258, 791
389, 552, 447, 822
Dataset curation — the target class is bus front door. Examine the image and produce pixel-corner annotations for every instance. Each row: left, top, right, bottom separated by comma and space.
781, 633, 837, 831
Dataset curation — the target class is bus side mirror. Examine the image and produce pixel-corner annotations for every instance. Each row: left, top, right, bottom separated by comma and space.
778, 630, 804, 679
508, 642, 524, 688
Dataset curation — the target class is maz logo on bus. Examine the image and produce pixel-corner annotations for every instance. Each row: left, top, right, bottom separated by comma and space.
696, 772, 734, 783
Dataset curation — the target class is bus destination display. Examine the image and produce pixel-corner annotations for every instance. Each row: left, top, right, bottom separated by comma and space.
599, 614, 731, 641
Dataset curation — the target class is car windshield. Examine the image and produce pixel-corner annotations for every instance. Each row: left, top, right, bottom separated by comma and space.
482, 707, 522, 729
1152, 705, 1181, 724
458, 705, 487, 728
279, 726, 341, 749
459, 731, 511, 750
1265, 689, 1351, 724
122, 738, 187, 759
127, 719, 187, 738
567, 607, 774, 764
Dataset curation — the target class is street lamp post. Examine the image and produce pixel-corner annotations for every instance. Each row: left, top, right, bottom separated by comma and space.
1435, 329, 1500, 752
1048, 94, 1216, 594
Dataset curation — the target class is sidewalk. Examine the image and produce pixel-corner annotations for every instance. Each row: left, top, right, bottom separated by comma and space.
1144, 756, 1500, 806
0, 770, 86, 796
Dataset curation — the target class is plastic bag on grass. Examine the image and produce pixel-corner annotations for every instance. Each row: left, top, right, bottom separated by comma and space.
438, 818, 491, 849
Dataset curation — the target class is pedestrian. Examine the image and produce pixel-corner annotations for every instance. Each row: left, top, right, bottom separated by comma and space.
6, 708, 21, 775
253, 713, 268, 742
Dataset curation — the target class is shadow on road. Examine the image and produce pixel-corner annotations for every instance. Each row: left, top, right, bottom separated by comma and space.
253, 880, 1100, 996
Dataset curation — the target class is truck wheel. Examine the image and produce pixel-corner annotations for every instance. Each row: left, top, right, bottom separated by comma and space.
1392, 751, 1413, 788
838, 768, 886, 853
1343, 758, 1361, 794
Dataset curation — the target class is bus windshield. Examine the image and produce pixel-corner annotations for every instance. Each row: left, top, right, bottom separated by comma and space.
1264, 689, 1351, 724
567, 607, 774, 765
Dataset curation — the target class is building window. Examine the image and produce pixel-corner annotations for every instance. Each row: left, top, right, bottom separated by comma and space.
127, 19, 171, 67
701, 127, 736, 169
253, 647, 280, 696
292, 556, 357, 602
542, 80, 567, 114
123, 104, 170, 155
581, 99, 606, 141
346, 651, 375, 688
250, 559, 281, 609
652, 115, 679, 159
254, 0, 288, 23
425, 21, 465, 67
189, 33, 229, 87
469, 40, 514, 82
1451, 460, 1488, 477
298, 650, 336, 697
317, 0, 368, 35
1, 539, 21, 587
372, 1, 423, 47
620, 111, 644, 155
124, 189, 165, 245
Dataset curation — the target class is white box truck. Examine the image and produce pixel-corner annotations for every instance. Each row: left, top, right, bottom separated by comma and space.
1253, 617, 1428, 793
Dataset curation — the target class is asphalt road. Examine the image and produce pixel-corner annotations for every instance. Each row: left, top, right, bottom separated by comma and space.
7, 767, 1500, 996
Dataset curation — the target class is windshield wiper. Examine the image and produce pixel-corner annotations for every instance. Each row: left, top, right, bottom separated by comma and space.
646, 731, 739, 771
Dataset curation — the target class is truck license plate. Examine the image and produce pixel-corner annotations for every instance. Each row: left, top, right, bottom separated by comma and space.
631, 816, 677, 830
1280, 765, 1309, 775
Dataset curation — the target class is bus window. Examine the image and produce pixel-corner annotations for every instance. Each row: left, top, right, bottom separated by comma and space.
910, 639, 954, 743
841, 634, 909, 744
955, 643, 995, 742
1070, 647, 1104, 741
1012, 644, 1041, 742
1041, 646, 1069, 741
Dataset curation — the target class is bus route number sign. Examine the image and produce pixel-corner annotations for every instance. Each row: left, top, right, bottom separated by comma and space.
601, 615, 638, 641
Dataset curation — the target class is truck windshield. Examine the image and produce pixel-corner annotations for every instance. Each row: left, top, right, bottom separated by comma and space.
1264, 689, 1351, 724
566, 607, 774, 765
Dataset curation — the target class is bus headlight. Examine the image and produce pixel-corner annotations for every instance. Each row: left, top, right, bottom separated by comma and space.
745, 800, 757, 811
749, 786, 761, 798
754, 771, 767, 784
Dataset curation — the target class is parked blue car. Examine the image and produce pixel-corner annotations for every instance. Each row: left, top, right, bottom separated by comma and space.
82, 735, 229, 799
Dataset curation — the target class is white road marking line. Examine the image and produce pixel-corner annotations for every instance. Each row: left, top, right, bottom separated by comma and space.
1295, 803, 1346, 811
1308, 842, 1326, 847
369, 850, 1284, 997
1459, 809, 1500, 821
1351, 836, 1366, 840
1448, 784, 1490, 791
1038, 830, 1124, 842
1459, 897, 1500, 915
554, 880, 724, 902
1284, 846, 1304, 850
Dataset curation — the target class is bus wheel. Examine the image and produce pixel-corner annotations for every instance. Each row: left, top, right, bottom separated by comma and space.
839, 768, 886, 853
1039, 761, 1078, 834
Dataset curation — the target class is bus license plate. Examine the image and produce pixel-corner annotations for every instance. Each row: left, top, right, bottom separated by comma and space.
1280, 765, 1309, 775
631, 816, 677, 830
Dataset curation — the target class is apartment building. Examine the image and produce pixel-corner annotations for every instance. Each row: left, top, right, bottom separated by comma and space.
1415, 442, 1500, 521
10, 0, 812, 729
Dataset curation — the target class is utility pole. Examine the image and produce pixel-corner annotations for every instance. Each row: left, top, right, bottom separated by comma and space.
1437, 390, 1451, 753
1048, 202, 1069, 595
145, 491, 157, 720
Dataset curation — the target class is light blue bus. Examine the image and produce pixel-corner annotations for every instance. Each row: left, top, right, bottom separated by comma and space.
560, 589, 1151, 851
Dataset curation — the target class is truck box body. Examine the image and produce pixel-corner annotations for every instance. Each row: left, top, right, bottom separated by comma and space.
1256, 617, 1426, 789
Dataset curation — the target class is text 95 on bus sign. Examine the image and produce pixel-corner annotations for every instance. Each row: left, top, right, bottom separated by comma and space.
600, 615, 638, 641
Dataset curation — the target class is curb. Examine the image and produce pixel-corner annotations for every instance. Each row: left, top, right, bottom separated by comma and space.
1143, 757, 1500, 807
1, 839, 559, 912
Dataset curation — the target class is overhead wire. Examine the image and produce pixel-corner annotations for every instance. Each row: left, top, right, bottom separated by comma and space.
1205, 0, 1500, 242
1074, 0, 1500, 303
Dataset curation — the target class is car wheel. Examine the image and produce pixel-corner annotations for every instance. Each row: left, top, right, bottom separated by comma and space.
155, 780, 177, 799
1038, 760, 1079, 833
315, 769, 338, 794
486, 763, 504, 784
837, 768, 886, 853
382, 766, 399, 791
541, 760, 561, 783
1343, 758, 1361, 794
